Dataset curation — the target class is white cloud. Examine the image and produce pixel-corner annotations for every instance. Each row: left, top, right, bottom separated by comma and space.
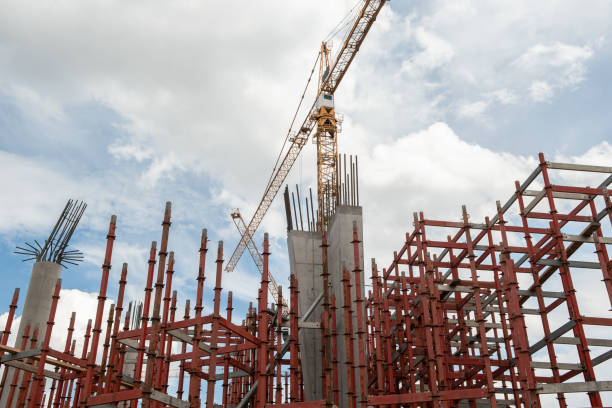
140, 154, 184, 187
0, 289, 113, 360
0, 0, 359, 201
487, 88, 518, 105
457, 100, 488, 118
0, 149, 168, 237
357, 122, 612, 267
0, 151, 78, 234
0, 0, 608, 231
221, 266, 265, 302
108, 143, 152, 162
516, 42, 593, 87
356, 2, 607, 124
0, 2, 611, 370
357, 122, 537, 264
7, 84, 65, 121
529, 80, 554, 102
403, 27, 455, 73
564, 140, 612, 165
551, 141, 612, 186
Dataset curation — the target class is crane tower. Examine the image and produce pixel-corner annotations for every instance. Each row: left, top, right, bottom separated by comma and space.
225, 0, 387, 275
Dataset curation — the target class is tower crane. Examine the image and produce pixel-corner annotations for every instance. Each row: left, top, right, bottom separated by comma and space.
226, 0, 387, 278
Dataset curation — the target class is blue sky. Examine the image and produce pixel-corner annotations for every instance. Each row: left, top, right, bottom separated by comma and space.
0, 0, 611, 402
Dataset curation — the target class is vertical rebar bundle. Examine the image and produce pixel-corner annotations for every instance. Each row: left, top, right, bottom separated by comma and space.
15, 199, 86, 267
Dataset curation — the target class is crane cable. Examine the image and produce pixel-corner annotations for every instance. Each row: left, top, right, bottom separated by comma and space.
265, 0, 364, 193
265, 51, 321, 192
324, 0, 364, 43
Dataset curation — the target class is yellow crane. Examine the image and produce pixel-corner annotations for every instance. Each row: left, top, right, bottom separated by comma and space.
226, 1, 387, 279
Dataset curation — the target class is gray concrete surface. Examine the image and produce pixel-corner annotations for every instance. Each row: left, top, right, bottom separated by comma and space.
287, 229, 323, 401
14, 262, 62, 347
286, 206, 365, 407
0, 261, 61, 408
327, 205, 365, 408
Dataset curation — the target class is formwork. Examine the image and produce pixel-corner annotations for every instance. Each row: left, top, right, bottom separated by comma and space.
0, 153, 610, 407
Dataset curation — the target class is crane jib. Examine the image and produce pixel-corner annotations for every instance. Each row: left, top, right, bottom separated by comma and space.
225, 0, 386, 273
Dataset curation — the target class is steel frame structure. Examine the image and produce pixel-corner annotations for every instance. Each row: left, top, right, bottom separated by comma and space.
365, 153, 612, 407
0, 153, 611, 408
0, 203, 312, 408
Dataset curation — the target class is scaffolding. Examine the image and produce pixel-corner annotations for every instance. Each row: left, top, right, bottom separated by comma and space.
0, 153, 610, 407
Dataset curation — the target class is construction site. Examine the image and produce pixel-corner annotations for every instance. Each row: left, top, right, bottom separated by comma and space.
1, 1, 611, 408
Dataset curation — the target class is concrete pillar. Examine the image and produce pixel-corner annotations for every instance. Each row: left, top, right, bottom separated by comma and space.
119, 339, 138, 408
287, 230, 323, 401
327, 205, 365, 408
122, 339, 138, 378
286, 206, 365, 406
0, 261, 62, 408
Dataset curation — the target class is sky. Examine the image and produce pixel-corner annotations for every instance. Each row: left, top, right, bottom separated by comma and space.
0, 0, 611, 404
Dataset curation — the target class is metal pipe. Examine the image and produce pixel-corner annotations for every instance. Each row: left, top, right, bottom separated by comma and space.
255, 234, 270, 408
296, 184, 304, 231
283, 186, 293, 231
310, 188, 315, 231
29, 279, 61, 408
79, 214, 116, 407
205, 241, 224, 408
235, 291, 323, 408
106, 264, 128, 393
355, 155, 359, 206
306, 197, 312, 232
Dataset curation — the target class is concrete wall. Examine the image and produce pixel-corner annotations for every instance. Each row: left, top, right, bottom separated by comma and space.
287, 230, 323, 401
13, 262, 62, 346
0, 261, 61, 408
327, 205, 365, 408
286, 206, 365, 407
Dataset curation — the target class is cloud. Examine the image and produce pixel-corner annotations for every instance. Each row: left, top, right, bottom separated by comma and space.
0, 1, 611, 371
515, 42, 594, 87
0, 0, 360, 202
0, 150, 78, 234
108, 143, 152, 162
457, 100, 489, 118
529, 80, 554, 102
402, 27, 455, 73
357, 122, 611, 267
357, 122, 534, 263
552, 141, 612, 186
457, 89, 518, 119
7, 84, 65, 122
351, 2, 608, 125
487, 88, 518, 105
0, 289, 113, 360
140, 154, 184, 187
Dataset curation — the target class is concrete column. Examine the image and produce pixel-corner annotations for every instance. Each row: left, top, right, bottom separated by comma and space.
119, 339, 138, 408
0, 261, 62, 408
122, 339, 138, 378
287, 230, 323, 401
327, 205, 365, 408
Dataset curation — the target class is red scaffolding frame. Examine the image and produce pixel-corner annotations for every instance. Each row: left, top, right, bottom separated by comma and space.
0, 153, 610, 407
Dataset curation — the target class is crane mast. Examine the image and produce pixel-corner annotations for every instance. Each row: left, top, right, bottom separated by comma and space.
225, 0, 386, 274
315, 43, 339, 230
